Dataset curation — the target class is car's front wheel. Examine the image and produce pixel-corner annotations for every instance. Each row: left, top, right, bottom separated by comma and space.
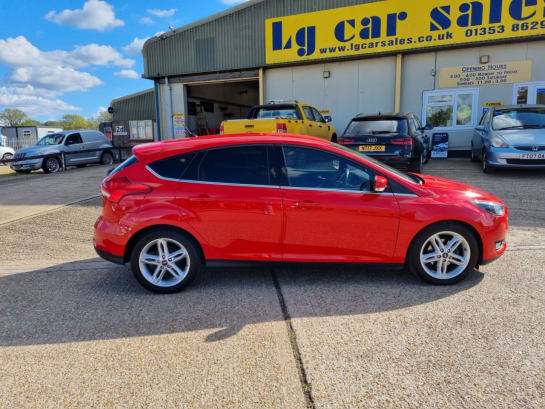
130, 230, 201, 293
482, 149, 494, 173
408, 223, 479, 285
101, 151, 114, 166
43, 157, 61, 173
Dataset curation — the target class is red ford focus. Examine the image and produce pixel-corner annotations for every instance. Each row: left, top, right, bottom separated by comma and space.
94, 134, 508, 293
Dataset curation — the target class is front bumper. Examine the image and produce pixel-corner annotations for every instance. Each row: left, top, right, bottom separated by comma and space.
10, 159, 43, 171
487, 147, 545, 168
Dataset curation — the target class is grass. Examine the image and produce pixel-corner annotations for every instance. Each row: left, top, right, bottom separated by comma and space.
0, 165, 44, 180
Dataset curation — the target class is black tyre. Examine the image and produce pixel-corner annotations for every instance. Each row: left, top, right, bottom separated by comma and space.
409, 151, 424, 173
2, 153, 13, 165
482, 149, 494, 173
408, 223, 479, 285
130, 230, 202, 294
100, 151, 114, 166
470, 145, 479, 162
331, 134, 337, 143
424, 147, 430, 164
43, 157, 61, 173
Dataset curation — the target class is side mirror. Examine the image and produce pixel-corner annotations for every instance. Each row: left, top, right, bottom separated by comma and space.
373, 175, 389, 193
423, 123, 434, 131
475, 125, 486, 132
324, 115, 332, 123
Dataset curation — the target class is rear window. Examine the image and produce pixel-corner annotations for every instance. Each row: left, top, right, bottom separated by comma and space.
148, 152, 197, 179
109, 156, 139, 177
248, 105, 300, 120
344, 119, 408, 136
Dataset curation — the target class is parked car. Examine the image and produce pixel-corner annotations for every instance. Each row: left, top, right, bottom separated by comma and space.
472, 104, 545, 173
220, 100, 337, 142
338, 113, 432, 173
0, 142, 15, 164
10, 130, 115, 174
94, 134, 508, 293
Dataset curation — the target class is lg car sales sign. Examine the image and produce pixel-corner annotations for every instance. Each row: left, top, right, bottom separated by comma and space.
265, 0, 545, 64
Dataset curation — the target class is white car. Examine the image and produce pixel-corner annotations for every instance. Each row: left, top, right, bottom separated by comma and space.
0, 143, 15, 164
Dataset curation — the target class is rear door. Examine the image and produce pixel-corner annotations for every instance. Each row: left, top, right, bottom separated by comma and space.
280, 145, 400, 263
173, 145, 284, 261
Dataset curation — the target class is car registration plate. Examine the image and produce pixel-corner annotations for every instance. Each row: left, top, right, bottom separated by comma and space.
520, 153, 545, 159
359, 145, 386, 152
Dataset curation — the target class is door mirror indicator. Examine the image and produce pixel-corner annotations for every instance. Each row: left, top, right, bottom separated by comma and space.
373, 176, 389, 193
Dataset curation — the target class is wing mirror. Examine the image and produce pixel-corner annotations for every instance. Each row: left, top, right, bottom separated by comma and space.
420, 124, 434, 131
373, 175, 389, 193
475, 125, 486, 132
324, 115, 332, 123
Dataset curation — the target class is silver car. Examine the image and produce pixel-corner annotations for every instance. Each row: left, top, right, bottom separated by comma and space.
10, 130, 115, 174
471, 105, 545, 173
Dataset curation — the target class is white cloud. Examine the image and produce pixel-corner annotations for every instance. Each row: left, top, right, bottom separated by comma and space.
114, 69, 140, 79
10, 66, 103, 94
220, 0, 249, 4
0, 86, 80, 117
140, 16, 154, 25
122, 37, 148, 56
70, 44, 134, 68
91, 106, 108, 119
45, 0, 124, 31
147, 8, 177, 18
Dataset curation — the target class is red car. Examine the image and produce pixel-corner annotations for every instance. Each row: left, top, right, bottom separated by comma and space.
94, 134, 508, 293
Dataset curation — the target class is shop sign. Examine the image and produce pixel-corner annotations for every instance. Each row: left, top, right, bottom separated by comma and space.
483, 101, 505, 107
439, 60, 532, 88
173, 113, 186, 138
431, 133, 449, 159
265, 0, 545, 64
113, 122, 128, 137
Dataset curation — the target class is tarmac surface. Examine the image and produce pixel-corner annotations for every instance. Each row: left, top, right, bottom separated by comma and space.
0, 160, 544, 408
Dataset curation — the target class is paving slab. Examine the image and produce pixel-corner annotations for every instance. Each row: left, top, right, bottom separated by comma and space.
277, 249, 545, 409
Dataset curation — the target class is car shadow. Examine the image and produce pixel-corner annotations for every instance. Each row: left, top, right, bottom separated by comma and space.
0, 259, 483, 347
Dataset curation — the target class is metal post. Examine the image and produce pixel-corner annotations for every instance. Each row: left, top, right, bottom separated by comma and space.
166, 76, 175, 140
61, 152, 66, 171
118, 147, 122, 163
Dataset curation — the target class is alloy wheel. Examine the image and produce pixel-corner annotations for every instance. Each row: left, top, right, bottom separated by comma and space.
419, 231, 470, 280
45, 158, 60, 173
138, 238, 190, 288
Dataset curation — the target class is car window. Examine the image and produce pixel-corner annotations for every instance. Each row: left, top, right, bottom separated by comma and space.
344, 119, 409, 136
312, 108, 325, 123
198, 146, 269, 186
249, 105, 300, 120
65, 133, 83, 145
37, 134, 65, 146
303, 107, 316, 121
282, 146, 373, 192
148, 152, 197, 179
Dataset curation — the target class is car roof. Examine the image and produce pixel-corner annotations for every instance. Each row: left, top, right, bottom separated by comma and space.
133, 133, 331, 162
353, 112, 411, 119
56, 129, 100, 135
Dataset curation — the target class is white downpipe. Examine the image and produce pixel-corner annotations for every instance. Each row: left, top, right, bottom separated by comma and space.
166, 77, 174, 139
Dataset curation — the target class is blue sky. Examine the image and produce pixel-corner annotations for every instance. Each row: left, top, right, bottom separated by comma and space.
0, 0, 248, 122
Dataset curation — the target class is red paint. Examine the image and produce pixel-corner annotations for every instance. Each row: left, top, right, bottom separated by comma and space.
94, 134, 508, 266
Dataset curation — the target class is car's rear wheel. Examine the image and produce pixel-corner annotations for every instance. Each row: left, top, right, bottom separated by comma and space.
409, 151, 424, 173
43, 157, 61, 173
331, 134, 337, 143
100, 151, 114, 166
2, 153, 13, 165
482, 149, 494, 173
408, 223, 479, 285
130, 230, 201, 293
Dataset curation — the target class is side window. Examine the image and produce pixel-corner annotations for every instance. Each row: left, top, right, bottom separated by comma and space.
198, 146, 269, 186
282, 146, 373, 192
303, 106, 315, 121
148, 152, 197, 179
312, 108, 325, 123
65, 133, 83, 145
408, 118, 417, 135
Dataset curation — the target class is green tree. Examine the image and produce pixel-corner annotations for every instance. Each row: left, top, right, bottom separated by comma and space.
0, 108, 29, 126
60, 114, 91, 130
20, 119, 42, 126
43, 120, 63, 127
87, 109, 113, 130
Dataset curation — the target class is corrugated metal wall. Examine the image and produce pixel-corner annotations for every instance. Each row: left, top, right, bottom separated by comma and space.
143, 0, 376, 78
111, 89, 156, 121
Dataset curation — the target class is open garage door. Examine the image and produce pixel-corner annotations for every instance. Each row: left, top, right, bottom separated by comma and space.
186, 80, 259, 135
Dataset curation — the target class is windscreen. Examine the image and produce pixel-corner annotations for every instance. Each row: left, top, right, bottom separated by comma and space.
37, 134, 64, 146
492, 108, 545, 130
249, 106, 299, 120
344, 119, 408, 136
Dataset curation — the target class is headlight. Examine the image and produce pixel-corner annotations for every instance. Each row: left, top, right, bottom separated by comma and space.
490, 135, 509, 148
473, 200, 505, 216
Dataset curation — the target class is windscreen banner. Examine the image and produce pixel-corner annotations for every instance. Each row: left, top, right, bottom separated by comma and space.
265, 0, 545, 64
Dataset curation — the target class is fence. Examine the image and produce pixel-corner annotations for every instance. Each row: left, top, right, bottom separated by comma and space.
2, 134, 39, 151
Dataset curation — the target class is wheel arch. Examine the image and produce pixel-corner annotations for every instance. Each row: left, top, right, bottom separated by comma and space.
123, 224, 206, 264
405, 219, 484, 266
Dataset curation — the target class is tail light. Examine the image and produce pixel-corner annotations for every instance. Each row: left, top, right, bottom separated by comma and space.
391, 137, 413, 145
101, 176, 152, 203
337, 137, 354, 145
219, 124, 224, 135
276, 123, 287, 134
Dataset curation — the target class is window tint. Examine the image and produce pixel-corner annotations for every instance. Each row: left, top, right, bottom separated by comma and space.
344, 119, 408, 136
149, 152, 197, 179
303, 107, 315, 121
65, 133, 83, 145
198, 146, 269, 185
282, 146, 373, 192
312, 108, 325, 123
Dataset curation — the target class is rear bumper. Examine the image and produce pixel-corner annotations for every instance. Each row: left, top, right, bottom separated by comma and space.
93, 216, 128, 262
95, 247, 125, 265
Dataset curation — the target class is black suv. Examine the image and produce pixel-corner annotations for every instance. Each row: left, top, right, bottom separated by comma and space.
338, 113, 432, 172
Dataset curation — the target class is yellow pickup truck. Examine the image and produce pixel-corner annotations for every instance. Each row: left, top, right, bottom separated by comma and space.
220, 101, 337, 142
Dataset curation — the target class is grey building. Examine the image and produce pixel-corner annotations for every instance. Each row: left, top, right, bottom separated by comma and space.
116, 0, 545, 151
1, 126, 63, 150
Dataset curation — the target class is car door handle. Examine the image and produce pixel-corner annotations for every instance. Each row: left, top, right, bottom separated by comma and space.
188, 194, 213, 203
294, 200, 319, 209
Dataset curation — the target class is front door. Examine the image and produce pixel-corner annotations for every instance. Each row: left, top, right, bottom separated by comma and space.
280, 145, 400, 263
176, 145, 283, 261
63, 133, 84, 165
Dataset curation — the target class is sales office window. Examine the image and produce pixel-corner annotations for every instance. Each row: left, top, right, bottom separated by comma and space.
513, 82, 545, 105
129, 120, 153, 140
422, 89, 479, 129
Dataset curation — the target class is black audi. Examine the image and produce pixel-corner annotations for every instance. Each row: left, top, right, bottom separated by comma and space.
338, 112, 432, 173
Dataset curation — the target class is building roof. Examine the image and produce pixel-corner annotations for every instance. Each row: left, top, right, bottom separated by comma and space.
110, 88, 156, 122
